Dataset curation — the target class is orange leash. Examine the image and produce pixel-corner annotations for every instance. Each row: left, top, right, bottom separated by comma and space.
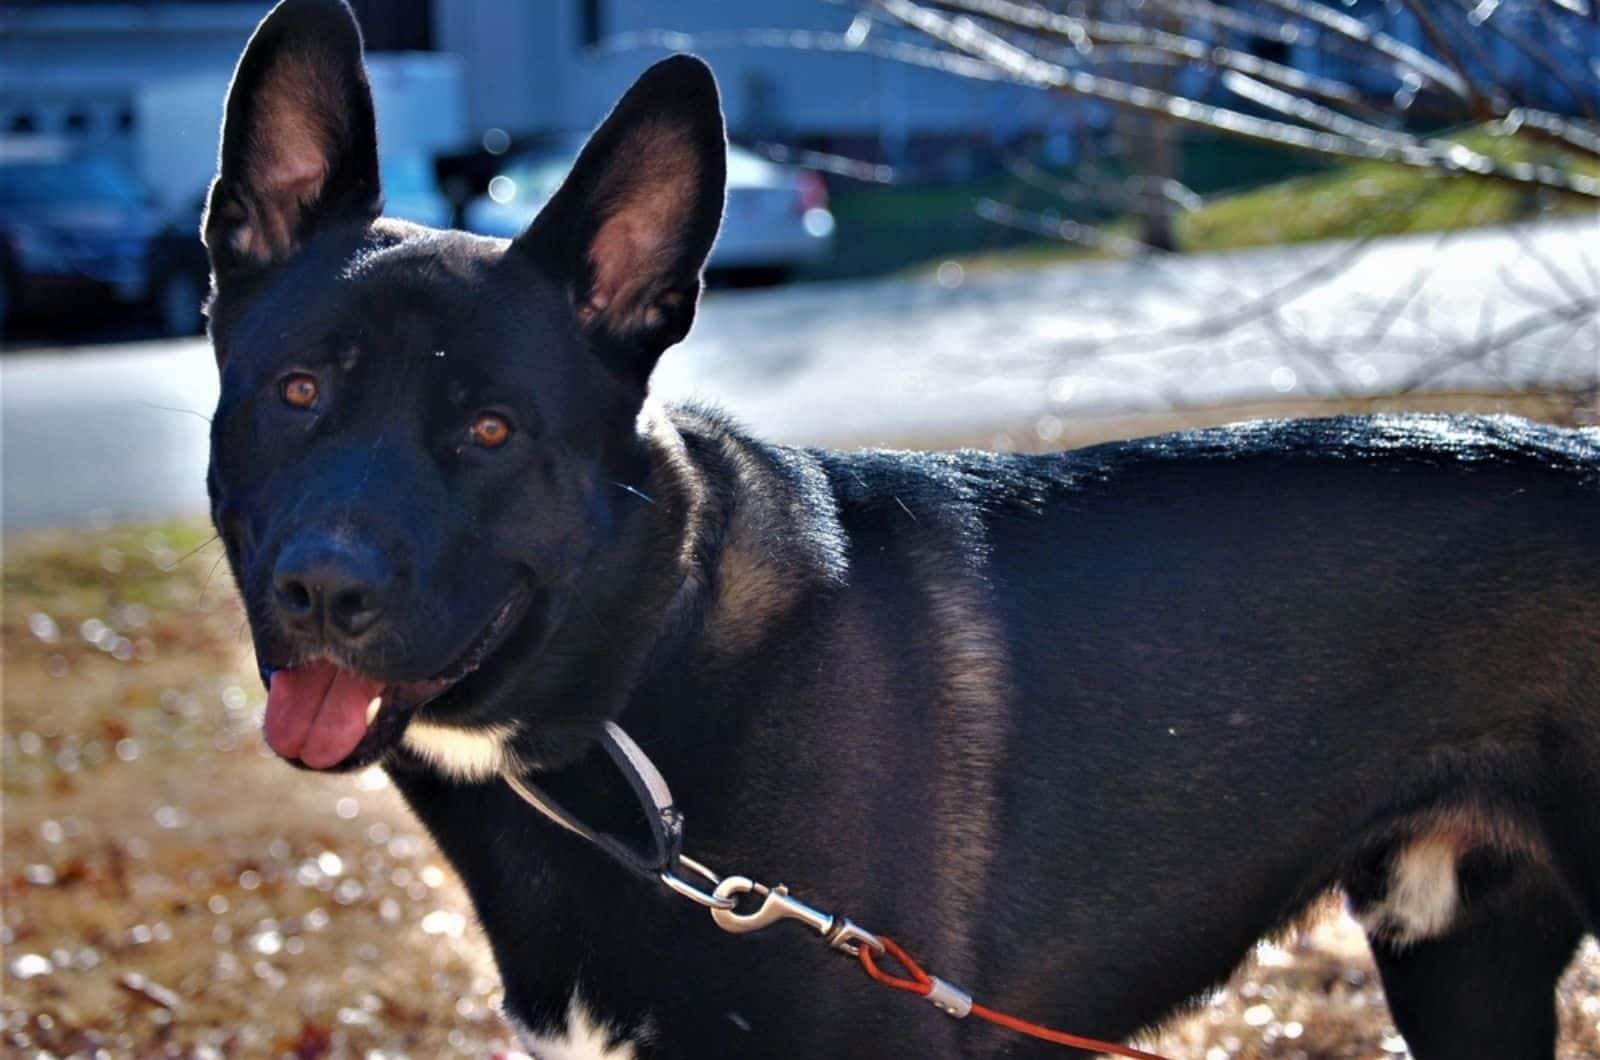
859, 935, 1170, 1060
503, 728, 1175, 1057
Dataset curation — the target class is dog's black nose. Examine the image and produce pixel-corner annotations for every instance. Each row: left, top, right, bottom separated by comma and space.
272, 539, 389, 640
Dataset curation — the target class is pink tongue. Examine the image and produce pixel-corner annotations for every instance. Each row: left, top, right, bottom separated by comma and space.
264, 661, 386, 769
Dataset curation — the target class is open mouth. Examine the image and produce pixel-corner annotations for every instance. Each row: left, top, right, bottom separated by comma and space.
262, 587, 531, 772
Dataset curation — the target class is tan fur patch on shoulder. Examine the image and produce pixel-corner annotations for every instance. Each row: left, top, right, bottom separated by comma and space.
910, 543, 1011, 985
639, 400, 708, 568
700, 443, 791, 656
649, 408, 845, 660
706, 444, 846, 657
705, 542, 784, 653
884, 483, 1013, 987
638, 403, 716, 636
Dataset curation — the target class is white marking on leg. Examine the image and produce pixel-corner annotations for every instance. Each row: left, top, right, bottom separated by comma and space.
1358, 838, 1460, 946
507, 992, 640, 1060
402, 721, 517, 781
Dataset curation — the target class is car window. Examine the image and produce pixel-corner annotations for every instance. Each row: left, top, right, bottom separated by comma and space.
499, 156, 573, 205
492, 142, 781, 206
0, 156, 145, 208
725, 144, 781, 186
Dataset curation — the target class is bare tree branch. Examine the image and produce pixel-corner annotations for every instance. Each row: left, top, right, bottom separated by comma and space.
616, 1, 1598, 412
599, 24, 1008, 86
1397, 296, 1599, 392
1396, 0, 1503, 119
1501, 107, 1600, 160
976, 198, 1157, 257
1246, 0, 1473, 100
924, 0, 1384, 117
873, 0, 1600, 199
1478, 4, 1600, 125
751, 142, 897, 182
1001, 154, 1202, 213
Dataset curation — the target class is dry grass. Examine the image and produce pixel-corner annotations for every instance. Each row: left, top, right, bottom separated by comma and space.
2, 525, 514, 1057
5, 396, 1600, 1058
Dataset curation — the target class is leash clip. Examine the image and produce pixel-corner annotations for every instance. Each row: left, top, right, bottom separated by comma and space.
710, 875, 884, 956
660, 855, 736, 911
505, 723, 1167, 1058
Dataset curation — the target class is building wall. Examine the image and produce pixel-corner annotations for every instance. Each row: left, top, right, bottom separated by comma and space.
432, 0, 1049, 147
429, 1, 571, 139
0, 4, 466, 216
0, 4, 260, 152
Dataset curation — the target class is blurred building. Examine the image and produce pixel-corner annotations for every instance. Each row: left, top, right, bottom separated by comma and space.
431, 0, 1041, 152
0, 0, 453, 217
0, 0, 1054, 191
2, 0, 1595, 199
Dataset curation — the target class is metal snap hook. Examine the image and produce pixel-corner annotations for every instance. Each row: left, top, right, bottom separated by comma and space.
709, 876, 883, 956
660, 855, 736, 910
710, 876, 834, 936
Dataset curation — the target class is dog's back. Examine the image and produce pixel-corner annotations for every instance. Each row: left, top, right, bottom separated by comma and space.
489, 407, 1597, 1053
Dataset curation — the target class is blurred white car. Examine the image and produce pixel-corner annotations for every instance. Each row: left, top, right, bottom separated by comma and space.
465, 136, 834, 283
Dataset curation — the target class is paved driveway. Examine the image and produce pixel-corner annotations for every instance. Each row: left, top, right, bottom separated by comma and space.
4, 217, 1595, 531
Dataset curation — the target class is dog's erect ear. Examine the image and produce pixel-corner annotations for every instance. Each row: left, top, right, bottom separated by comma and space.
203, 0, 380, 278
514, 55, 726, 383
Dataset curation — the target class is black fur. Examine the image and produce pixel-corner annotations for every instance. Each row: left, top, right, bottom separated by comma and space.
203, 0, 380, 282
207, 5, 1600, 1057
514, 54, 727, 380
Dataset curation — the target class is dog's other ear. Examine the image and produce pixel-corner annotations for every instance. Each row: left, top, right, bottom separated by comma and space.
514, 55, 726, 384
203, 0, 380, 278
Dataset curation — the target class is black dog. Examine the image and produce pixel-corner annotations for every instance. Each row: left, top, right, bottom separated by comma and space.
204, 3, 1600, 1057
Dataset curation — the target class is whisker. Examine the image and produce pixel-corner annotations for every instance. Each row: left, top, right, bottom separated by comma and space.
379, 626, 411, 667
176, 534, 222, 566
136, 401, 212, 425
611, 481, 657, 506
570, 585, 615, 646
201, 551, 229, 594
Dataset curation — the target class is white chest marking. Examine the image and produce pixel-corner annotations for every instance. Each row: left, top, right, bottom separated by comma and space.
509, 993, 640, 1060
401, 721, 517, 781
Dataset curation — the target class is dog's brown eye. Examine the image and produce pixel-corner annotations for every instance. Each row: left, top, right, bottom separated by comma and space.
280, 373, 319, 409
469, 412, 512, 448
